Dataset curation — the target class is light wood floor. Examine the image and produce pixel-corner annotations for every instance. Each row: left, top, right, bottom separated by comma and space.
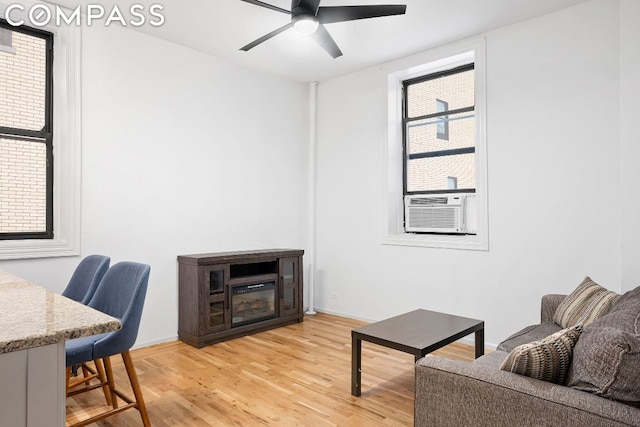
66, 312, 476, 426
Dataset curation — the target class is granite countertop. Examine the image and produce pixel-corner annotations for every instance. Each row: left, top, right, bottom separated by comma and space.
0, 270, 122, 354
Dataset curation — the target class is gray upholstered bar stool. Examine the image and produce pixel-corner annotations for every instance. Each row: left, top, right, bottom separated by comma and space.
62, 255, 112, 404
66, 262, 151, 427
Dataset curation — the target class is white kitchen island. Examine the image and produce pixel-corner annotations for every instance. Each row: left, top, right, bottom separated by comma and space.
0, 270, 121, 427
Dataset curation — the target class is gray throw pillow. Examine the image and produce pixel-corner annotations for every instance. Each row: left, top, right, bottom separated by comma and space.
608, 285, 640, 331
567, 326, 640, 406
567, 285, 640, 405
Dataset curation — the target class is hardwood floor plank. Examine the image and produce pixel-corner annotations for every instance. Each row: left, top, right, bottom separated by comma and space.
66, 312, 476, 426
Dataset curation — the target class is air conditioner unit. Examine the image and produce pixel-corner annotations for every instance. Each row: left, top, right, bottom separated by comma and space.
404, 193, 476, 234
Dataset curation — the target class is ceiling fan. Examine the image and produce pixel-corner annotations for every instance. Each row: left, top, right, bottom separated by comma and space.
239, 0, 407, 58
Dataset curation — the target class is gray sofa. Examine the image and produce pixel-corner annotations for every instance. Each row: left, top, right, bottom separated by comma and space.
415, 293, 640, 426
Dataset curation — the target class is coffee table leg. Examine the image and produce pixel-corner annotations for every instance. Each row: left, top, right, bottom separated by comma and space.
352, 333, 362, 396
475, 328, 485, 358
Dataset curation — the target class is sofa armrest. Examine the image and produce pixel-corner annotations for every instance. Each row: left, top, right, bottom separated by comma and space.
541, 294, 566, 323
415, 355, 640, 427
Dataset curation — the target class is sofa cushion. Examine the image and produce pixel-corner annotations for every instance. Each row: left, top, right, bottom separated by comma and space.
567, 326, 640, 406
497, 323, 562, 353
471, 350, 509, 370
553, 277, 619, 328
500, 325, 583, 385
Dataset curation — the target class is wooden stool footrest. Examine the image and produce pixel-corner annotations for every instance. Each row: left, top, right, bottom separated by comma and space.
68, 403, 137, 427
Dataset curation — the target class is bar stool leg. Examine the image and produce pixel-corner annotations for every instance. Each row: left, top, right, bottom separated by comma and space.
103, 356, 119, 410
122, 350, 151, 427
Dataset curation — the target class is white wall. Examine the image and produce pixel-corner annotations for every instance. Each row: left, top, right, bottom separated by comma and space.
314, 0, 629, 347
0, 24, 310, 347
620, 0, 640, 292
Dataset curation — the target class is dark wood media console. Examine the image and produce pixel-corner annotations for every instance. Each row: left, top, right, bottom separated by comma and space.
177, 249, 304, 348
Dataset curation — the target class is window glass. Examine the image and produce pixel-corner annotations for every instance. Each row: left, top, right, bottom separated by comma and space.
404, 64, 475, 194
407, 153, 475, 192
406, 111, 475, 154
406, 69, 474, 118
0, 21, 53, 240
0, 137, 48, 233
0, 28, 47, 131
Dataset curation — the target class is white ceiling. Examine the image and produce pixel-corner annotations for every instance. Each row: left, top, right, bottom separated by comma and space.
50, 0, 590, 82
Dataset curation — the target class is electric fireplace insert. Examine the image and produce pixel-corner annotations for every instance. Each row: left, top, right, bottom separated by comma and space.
231, 281, 276, 327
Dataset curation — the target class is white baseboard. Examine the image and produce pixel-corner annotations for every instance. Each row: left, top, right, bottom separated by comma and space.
133, 335, 178, 350
312, 307, 499, 351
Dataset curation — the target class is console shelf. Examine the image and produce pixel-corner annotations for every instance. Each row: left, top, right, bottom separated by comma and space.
177, 249, 304, 348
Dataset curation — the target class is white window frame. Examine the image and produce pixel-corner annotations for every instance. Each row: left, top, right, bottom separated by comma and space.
0, 2, 81, 259
383, 37, 488, 251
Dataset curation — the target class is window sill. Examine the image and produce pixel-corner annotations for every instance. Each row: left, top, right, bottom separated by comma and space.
0, 238, 79, 260
383, 232, 488, 251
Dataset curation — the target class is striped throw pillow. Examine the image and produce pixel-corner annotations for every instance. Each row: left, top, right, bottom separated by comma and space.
500, 325, 583, 384
553, 277, 620, 328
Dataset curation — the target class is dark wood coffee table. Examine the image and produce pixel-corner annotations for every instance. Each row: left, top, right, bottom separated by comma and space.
351, 309, 484, 396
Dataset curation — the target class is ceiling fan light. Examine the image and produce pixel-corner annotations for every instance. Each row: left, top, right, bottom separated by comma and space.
293, 16, 319, 35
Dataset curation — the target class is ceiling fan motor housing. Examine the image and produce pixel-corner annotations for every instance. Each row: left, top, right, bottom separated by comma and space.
239, 0, 407, 58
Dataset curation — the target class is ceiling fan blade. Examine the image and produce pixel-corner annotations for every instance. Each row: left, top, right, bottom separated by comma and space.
317, 5, 407, 24
240, 22, 295, 51
310, 24, 343, 59
239, 0, 291, 15
294, 0, 321, 14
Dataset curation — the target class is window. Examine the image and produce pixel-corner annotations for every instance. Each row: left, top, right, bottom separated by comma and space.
435, 99, 449, 140
0, 21, 53, 240
447, 176, 458, 190
403, 64, 475, 194
0, 26, 15, 54
385, 39, 488, 250
0, 27, 12, 46
0, 9, 81, 259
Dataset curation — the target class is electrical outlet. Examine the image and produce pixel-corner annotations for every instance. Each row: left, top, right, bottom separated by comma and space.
330, 292, 339, 300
